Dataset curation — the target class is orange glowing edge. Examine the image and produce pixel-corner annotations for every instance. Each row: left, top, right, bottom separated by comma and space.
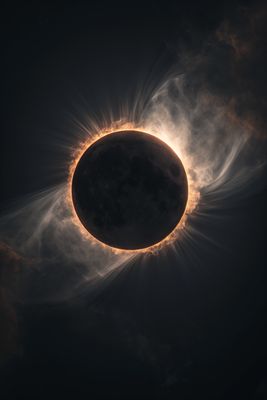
67, 121, 200, 254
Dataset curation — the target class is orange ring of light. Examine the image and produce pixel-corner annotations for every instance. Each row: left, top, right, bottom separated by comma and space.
66, 122, 199, 254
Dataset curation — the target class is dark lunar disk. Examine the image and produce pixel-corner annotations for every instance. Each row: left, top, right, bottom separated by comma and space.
72, 130, 188, 250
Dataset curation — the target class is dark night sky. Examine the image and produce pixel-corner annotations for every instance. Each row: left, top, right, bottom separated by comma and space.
1, 1, 267, 399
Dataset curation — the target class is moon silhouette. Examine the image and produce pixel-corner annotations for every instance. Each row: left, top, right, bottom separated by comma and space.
72, 130, 188, 250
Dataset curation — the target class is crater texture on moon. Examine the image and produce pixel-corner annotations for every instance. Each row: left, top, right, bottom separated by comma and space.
72, 130, 188, 250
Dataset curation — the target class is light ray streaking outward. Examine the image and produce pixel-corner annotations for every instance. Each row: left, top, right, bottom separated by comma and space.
0, 69, 266, 303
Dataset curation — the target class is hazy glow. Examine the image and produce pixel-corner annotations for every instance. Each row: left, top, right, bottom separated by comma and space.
0, 75, 265, 300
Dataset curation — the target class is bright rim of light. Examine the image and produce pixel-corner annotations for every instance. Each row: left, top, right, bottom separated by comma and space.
67, 121, 200, 254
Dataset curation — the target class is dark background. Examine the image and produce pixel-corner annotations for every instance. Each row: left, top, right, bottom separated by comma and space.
1, 1, 267, 399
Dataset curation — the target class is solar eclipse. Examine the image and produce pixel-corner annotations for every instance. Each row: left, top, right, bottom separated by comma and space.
71, 130, 188, 251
